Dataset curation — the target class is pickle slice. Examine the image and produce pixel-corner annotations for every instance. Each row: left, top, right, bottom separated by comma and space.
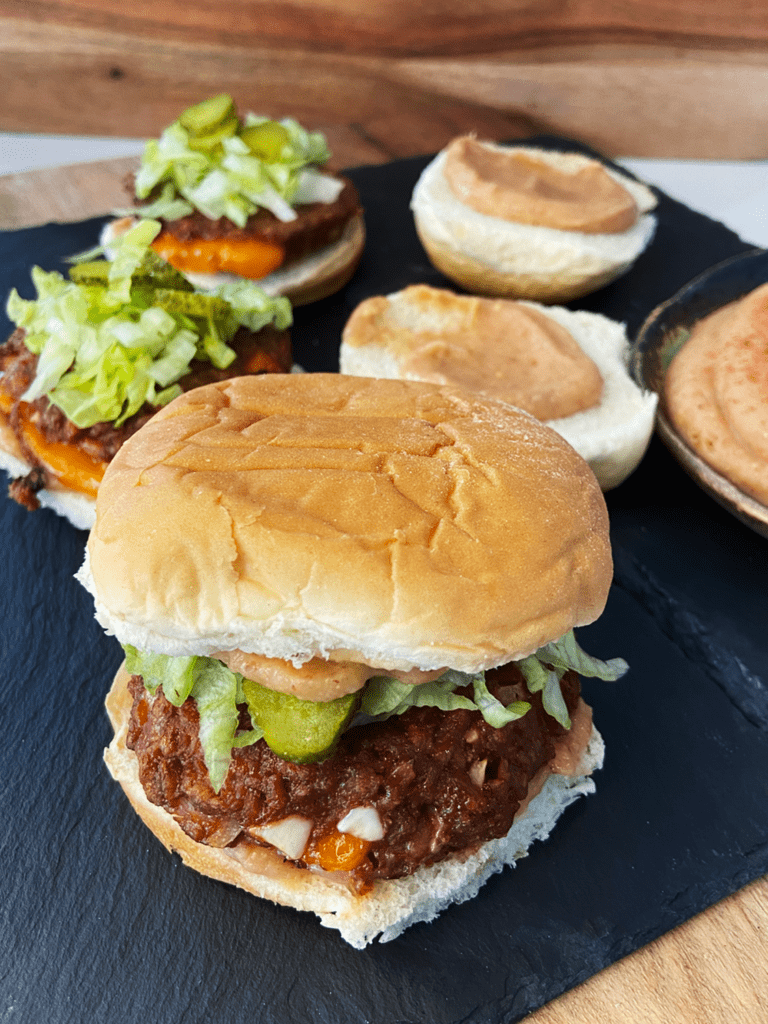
242, 677, 357, 764
136, 250, 194, 290
151, 289, 230, 319
69, 260, 111, 285
179, 94, 237, 136
69, 255, 194, 293
239, 121, 291, 161
186, 118, 239, 152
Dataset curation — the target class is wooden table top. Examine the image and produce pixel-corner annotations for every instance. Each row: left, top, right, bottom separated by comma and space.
1, 155, 766, 1024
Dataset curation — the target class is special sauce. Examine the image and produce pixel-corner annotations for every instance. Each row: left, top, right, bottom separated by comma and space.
443, 136, 638, 234
214, 648, 446, 703
344, 285, 604, 421
665, 282, 768, 506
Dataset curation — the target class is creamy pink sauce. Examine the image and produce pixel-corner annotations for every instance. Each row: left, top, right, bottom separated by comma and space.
665, 282, 768, 506
443, 136, 638, 234
213, 649, 446, 702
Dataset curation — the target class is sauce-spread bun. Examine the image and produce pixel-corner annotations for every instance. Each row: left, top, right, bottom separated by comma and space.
77, 373, 624, 946
411, 137, 657, 303
340, 284, 658, 490
103, 95, 365, 307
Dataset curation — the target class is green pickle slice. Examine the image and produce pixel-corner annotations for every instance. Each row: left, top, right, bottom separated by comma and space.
242, 677, 358, 764
68, 260, 111, 285
186, 119, 239, 152
69, 253, 194, 293
151, 289, 230, 319
136, 250, 194, 290
239, 121, 291, 162
179, 94, 237, 136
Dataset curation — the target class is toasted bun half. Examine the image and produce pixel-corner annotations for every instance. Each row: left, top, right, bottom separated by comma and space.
79, 373, 612, 671
101, 213, 365, 307
411, 143, 657, 303
339, 285, 658, 491
0, 415, 96, 530
104, 664, 605, 948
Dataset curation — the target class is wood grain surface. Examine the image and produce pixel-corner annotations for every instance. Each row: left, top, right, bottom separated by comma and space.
1, 154, 767, 1024
2, 4, 768, 159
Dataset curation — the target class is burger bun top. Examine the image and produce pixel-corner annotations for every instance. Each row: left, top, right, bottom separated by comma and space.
79, 373, 613, 672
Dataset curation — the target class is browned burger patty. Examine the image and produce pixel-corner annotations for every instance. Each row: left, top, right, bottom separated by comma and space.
125, 665, 580, 893
133, 174, 363, 266
0, 324, 291, 506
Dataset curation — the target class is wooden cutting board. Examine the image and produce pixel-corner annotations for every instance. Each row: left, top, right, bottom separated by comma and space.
1, 0, 768, 159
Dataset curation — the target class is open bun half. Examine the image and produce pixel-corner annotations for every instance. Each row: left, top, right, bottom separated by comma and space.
340, 285, 658, 491
105, 664, 605, 948
411, 143, 657, 303
79, 373, 612, 671
101, 213, 365, 307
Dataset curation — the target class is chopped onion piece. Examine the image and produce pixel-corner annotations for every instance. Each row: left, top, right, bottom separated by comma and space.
469, 759, 488, 788
337, 806, 385, 842
249, 816, 313, 860
292, 169, 345, 205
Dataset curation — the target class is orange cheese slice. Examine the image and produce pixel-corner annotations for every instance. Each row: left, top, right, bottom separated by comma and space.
0, 386, 108, 498
21, 416, 107, 498
303, 830, 371, 872
152, 232, 285, 279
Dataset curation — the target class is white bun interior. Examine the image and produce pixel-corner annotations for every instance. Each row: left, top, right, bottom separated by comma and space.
80, 373, 613, 670
104, 664, 605, 948
340, 286, 657, 491
410, 144, 657, 303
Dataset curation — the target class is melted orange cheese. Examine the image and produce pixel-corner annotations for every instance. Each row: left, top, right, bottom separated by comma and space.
304, 831, 372, 872
21, 417, 106, 498
152, 232, 285, 279
0, 385, 108, 498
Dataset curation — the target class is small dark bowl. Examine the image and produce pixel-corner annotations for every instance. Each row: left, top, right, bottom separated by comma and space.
630, 247, 768, 540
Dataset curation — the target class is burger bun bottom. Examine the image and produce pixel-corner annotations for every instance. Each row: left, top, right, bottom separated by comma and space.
105, 665, 604, 949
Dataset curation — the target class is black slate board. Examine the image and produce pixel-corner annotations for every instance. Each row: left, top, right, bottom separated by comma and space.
1, 141, 766, 1024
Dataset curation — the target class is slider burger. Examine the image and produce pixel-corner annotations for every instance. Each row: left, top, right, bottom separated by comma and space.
411, 136, 657, 303
76, 373, 627, 948
104, 94, 365, 305
0, 220, 292, 529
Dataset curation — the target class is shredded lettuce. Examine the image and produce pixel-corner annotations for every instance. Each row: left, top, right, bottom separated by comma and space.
6, 219, 292, 430
192, 660, 261, 792
361, 674, 477, 718
131, 109, 333, 227
360, 669, 530, 726
518, 629, 628, 728
123, 645, 262, 792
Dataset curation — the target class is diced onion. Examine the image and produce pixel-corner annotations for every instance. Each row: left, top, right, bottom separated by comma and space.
337, 806, 385, 842
248, 816, 313, 860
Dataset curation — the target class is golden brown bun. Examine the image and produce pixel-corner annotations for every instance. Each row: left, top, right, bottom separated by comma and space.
104, 664, 604, 948
415, 229, 626, 303
80, 373, 612, 671
101, 213, 365, 307
271, 212, 365, 306
411, 143, 657, 303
